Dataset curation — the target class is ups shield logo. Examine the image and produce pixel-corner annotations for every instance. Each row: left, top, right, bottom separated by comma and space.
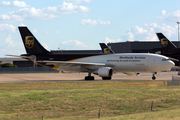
161, 38, 168, 47
104, 48, 110, 53
25, 36, 34, 49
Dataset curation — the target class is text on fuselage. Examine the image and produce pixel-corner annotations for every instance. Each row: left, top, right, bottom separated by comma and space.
107, 56, 146, 62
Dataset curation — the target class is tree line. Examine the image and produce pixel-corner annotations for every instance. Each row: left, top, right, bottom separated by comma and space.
0, 63, 17, 68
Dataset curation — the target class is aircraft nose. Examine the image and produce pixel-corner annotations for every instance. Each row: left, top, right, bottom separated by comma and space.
161, 59, 175, 70
166, 60, 175, 68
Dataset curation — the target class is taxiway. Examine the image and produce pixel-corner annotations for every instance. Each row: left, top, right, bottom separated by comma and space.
0, 71, 177, 83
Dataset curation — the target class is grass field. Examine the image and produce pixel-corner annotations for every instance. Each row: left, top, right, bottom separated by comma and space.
0, 81, 180, 120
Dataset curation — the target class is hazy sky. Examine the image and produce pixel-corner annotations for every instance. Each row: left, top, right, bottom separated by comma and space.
1, 0, 180, 57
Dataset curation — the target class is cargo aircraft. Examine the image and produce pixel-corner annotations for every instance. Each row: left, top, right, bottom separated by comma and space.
8, 27, 175, 80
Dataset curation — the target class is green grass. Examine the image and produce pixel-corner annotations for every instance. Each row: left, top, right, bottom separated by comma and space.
92, 108, 180, 120
0, 81, 180, 120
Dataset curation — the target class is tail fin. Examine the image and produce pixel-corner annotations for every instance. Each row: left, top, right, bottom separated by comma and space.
156, 33, 177, 49
99, 43, 115, 53
18, 26, 50, 54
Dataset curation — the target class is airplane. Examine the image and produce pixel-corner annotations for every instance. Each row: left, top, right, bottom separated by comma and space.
7, 27, 175, 80
155, 33, 180, 66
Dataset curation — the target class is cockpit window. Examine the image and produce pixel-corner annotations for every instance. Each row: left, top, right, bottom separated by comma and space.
162, 58, 170, 61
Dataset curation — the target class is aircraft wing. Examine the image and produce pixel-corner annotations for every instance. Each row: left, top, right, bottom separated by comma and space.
37, 60, 115, 68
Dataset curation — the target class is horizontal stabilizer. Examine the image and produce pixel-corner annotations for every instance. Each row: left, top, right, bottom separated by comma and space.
6, 55, 36, 61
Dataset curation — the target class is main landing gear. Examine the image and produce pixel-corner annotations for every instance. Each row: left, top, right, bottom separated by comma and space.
84, 72, 112, 80
85, 71, 94, 80
85, 76, 94, 80
152, 72, 157, 80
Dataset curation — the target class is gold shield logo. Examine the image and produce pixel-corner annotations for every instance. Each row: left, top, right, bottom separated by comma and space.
25, 36, 34, 49
161, 38, 168, 47
104, 48, 110, 53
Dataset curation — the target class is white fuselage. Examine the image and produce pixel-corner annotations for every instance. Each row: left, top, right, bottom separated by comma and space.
57, 53, 174, 74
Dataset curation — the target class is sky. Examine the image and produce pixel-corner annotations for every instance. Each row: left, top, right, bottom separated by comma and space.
1, 0, 180, 57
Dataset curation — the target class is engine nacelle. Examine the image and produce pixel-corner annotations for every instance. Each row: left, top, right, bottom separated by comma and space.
93, 67, 113, 77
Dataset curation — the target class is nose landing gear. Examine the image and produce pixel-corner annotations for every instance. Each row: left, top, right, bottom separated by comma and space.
152, 72, 157, 80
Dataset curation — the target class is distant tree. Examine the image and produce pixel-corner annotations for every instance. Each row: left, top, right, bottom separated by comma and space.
1, 63, 17, 68
0, 64, 1, 67
12, 65, 17, 68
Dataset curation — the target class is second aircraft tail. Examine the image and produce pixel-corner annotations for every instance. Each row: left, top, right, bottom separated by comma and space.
156, 33, 177, 49
99, 43, 114, 53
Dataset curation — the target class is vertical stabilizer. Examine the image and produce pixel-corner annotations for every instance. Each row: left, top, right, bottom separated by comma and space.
99, 43, 115, 53
18, 26, 50, 54
156, 33, 177, 49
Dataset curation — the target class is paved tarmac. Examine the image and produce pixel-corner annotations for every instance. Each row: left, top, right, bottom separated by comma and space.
0, 71, 178, 83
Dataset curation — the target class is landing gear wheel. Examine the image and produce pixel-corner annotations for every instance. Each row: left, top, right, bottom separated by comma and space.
152, 72, 157, 80
85, 76, 94, 80
85, 71, 94, 80
102, 77, 111, 80
152, 76, 156, 80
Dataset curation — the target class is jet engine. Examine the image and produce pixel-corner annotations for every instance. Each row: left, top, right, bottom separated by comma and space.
93, 67, 113, 77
